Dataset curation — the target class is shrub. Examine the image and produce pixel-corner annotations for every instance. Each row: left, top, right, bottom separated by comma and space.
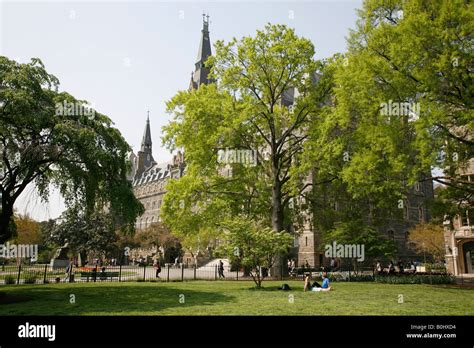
374, 274, 455, 285
348, 274, 374, 282
4, 275, 16, 284
324, 272, 374, 282
423, 263, 447, 272
24, 274, 38, 284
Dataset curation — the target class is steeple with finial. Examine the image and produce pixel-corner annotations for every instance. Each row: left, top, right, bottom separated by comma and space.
136, 111, 155, 178
141, 110, 152, 153
189, 13, 213, 90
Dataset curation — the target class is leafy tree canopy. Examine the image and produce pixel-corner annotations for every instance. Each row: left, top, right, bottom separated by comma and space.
408, 222, 445, 262
315, 0, 473, 215
215, 218, 293, 288
0, 57, 143, 242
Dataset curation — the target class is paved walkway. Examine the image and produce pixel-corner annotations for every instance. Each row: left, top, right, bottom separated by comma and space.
456, 273, 474, 285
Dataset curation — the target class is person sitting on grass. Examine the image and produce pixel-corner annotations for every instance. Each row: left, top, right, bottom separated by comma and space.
311, 272, 331, 292
304, 273, 323, 292
304, 273, 312, 292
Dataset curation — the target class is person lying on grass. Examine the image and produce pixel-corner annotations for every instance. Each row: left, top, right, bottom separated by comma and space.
304, 272, 331, 292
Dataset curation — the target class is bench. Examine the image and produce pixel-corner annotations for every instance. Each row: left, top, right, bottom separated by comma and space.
80, 272, 119, 281
289, 268, 320, 278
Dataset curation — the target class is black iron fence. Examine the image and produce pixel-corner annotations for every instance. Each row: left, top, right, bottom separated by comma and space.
0, 263, 383, 285
0, 263, 254, 284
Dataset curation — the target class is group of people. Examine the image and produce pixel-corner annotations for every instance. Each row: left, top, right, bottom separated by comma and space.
86, 258, 117, 267
287, 259, 297, 273
375, 260, 417, 275
289, 258, 341, 274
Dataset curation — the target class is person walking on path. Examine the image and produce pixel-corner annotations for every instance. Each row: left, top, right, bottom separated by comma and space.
64, 259, 73, 282
155, 260, 162, 278
218, 260, 225, 279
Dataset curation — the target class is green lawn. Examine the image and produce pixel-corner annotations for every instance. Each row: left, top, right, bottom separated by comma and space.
0, 280, 473, 315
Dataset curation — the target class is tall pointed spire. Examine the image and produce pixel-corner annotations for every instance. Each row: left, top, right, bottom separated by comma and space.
136, 112, 155, 178
141, 110, 152, 152
190, 14, 213, 90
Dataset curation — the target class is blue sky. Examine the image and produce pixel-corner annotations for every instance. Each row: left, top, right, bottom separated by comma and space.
1, 0, 362, 220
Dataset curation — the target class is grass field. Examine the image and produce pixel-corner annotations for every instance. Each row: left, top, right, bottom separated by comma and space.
0, 280, 473, 316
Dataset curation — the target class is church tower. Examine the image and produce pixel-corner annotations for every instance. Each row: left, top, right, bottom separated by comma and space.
189, 14, 213, 90
136, 113, 155, 178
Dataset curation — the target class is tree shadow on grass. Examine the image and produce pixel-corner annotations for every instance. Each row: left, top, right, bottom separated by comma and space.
246, 285, 292, 291
0, 283, 234, 315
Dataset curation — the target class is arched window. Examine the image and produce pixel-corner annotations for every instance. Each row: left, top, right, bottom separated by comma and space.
388, 230, 395, 241
404, 202, 409, 221
145, 217, 149, 229
418, 205, 424, 222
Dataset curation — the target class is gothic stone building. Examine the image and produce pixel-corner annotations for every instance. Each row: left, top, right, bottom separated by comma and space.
296, 181, 434, 268
130, 16, 435, 268
129, 16, 212, 265
443, 158, 474, 275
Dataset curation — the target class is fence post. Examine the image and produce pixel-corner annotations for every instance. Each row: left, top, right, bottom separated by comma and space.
215, 264, 217, 280
119, 264, 122, 282
17, 263, 22, 285
166, 264, 170, 282
43, 264, 48, 284
236, 268, 239, 281
181, 263, 184, 282
193, 264, 196, 280
143, 265, 146, 281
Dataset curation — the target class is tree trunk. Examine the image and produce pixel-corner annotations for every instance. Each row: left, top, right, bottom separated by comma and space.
0, 200, 15, 243
79, 251, 87, 267
271, 163, 288, 277
271, 178, 284, 233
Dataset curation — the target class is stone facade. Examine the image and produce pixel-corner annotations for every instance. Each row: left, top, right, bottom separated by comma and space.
297, 179, 435, 268
132, 152, 185, 231
444, 158, 474, 275
130, 15, 436, 269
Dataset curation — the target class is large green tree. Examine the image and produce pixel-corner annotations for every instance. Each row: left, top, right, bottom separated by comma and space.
161, 24, 328, 256
45, 207, 118, 263
215, 218, 293, 288
0, 57, 143, 242
318, 0, 473, 215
